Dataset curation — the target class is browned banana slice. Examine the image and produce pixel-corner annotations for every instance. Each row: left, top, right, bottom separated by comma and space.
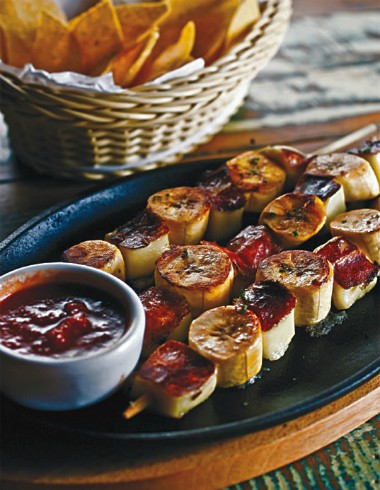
155, 243, 234, 317
62, 239, 125, 280
147, 186, 210, 245
259, 192, 326, 248
256, 250, 333, 326
226, 150, 286, 213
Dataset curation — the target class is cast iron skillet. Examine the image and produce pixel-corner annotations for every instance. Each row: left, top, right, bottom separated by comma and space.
1, 159, 379, 441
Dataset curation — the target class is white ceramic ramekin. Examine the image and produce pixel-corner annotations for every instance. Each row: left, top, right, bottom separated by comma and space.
0, 262, 145, 410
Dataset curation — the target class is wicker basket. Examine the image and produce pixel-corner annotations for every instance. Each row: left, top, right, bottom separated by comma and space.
0, 0, 292, 180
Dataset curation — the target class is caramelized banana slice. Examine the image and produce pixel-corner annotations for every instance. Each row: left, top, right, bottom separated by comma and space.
304, 153, 379, 202
348, 139, 380, 185
259, 192, 326, 248
256, 250, 333, 326
188, 305, 262, 388
131, 340, 217, 419
155, 244, 234, 317
330, 208, 380, 264
235, 281, 296, 361
147, 186, 210, 245
226, 151, 286, 213
315, 237, 378, 310
259, 145, 308, 190
295, 175, 346, 225
105, 210, 169, 287
139, 287, 192, 357
62, 240, 125, 280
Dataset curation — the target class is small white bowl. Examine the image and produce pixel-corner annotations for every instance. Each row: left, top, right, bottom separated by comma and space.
0, 262, 145, 410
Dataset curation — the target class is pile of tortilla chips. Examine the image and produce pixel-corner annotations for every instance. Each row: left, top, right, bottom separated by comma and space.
0, 0, 260, 88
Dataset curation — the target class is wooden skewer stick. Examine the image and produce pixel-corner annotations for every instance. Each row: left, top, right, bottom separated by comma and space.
312, 122, 380, 156
123, 393, 152, 420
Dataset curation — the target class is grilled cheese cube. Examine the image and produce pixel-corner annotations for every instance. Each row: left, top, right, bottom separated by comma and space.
147, 186, 210, 245
139, 287, 192, 357
295, 175, 346, 225
315, 236, 378, 310
155, 244, 234, 317
235, 281, 296, 361
189, 305, 262, 387
105, 210, 169, 288
198, 165, 247, 242
256, 250, 333, 326
131, 340, 217, 418
304, 153, 379, 202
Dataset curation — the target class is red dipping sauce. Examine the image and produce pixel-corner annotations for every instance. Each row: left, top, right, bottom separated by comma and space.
0, 283, 127, 358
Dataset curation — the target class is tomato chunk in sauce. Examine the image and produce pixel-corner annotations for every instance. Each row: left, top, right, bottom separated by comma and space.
0, 283, 127, 358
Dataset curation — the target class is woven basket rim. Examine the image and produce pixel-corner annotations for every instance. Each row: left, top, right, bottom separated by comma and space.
0, 0, 291, 100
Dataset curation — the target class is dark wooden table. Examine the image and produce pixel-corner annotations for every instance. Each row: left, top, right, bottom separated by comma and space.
1, 1, 380, 488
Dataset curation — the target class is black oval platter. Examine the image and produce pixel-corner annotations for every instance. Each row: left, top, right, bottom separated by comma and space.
0, 159, 379, 441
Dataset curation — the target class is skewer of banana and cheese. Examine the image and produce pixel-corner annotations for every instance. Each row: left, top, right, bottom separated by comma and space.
256, 250, 334, 326
197, 165, 247, 242
62, 239, 125, 280
125, 340, 217, 419
105, 210, 169, 289
139, 287, 192, 357
303, 153, 379, 202
146, 186, 210, 245
294, 175, 346, 225
314, 236, 378, 310
188, 305, 262, 387
259, 192, 326, 248
226, 150, 286, 213
330, 208, 380, 265
234, 281, 296, 361
155, 243, 234, 317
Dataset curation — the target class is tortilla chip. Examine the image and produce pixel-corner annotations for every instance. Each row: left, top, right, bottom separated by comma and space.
31, 10, 81, 73
116, 2, 169, 47
135, 21, 195, 84
70, 0, 124, 74
152, 0, 240, 64
106, 28, 159, 87
0, 0, 66, 67
225, 0, 260, 49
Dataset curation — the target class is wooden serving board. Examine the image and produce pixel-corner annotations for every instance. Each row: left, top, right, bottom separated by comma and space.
1, 374, 379, 490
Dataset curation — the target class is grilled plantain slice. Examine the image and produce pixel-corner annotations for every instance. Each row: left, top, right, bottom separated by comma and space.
330, 208, 380, 265
105, 210, 169, 288
62, 240, 125, 280
348, 139, 380, 185
226, 150, 286, 213
235, 281, 296, 361
315, 236, 378, 310
256, 250, 334, 326
147, 186, 210, 245
304, 153, 379, 202
130, 340, 217, 419
259, 192, 326, 248
155, 243, 234, 317
188, 305, 262, 388
294, 175, 346, 226
258, 145, 308, 190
